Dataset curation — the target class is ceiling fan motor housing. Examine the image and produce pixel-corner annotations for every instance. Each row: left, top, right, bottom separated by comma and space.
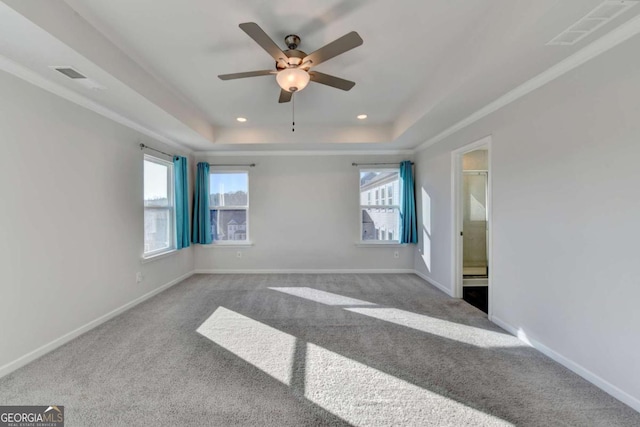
276, 49, 308, 70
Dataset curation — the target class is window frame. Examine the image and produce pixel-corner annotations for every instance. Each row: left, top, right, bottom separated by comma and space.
208, 169, 250, 245
143, 154, 176, 259
358, 167, 401, 244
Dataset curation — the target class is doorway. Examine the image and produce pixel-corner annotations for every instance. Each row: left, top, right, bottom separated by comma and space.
452, 137, 492, 316
463, 170, 488, 279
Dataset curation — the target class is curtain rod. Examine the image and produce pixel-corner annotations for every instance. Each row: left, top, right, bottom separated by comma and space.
210, 163, 256, 167
140, 143, 174, 158
352, 162, 414, 166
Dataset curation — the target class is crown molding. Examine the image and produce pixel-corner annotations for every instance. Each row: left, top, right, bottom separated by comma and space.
414, 12, 640, 152
193, 149, 415, 157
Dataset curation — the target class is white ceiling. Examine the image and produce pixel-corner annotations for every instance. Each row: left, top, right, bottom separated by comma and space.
1, 0, 639, 152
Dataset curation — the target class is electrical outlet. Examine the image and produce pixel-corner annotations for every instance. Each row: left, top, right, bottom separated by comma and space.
236, 251, 242, 258
136, 272, 143, 283
393, 251, 399, 259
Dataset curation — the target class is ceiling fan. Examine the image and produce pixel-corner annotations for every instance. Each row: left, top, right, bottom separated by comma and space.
218, 22, 363, 103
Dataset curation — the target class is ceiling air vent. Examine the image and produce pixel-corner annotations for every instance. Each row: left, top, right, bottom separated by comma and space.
547, 0, 638, 46
53, 67, 86, 79
49, 66, 106, 90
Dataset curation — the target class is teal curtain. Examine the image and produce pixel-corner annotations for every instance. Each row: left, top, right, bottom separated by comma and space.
191, 162, 212, 244
399, 160, 418, 244
173, 156, 190, 249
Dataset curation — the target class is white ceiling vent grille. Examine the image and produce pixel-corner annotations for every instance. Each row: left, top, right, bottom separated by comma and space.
547, 0, 638, 45
49, 66, 106, 90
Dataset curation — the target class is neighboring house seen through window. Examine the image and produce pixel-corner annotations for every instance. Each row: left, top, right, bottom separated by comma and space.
360, 169, 400, 242
209, 171, 249, 242
143, 155, 175, 257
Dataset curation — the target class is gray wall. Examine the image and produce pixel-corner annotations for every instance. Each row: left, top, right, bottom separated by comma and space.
0, 70, 194, 372
194, 154, 415, 272
413, 34, 640, 409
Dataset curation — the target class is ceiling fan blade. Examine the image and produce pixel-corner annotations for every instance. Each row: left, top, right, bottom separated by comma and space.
218, 70, 275, 80
278, 89, 293, 103
303, 31, 363, 67
309, 71, 355, 91
239, 22, 288, 64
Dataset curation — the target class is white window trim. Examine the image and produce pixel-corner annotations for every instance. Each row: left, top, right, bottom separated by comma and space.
143, 154, 176, 259
208, 169, 250, 245
358, 167, 401, 245
141, 249, 178, 264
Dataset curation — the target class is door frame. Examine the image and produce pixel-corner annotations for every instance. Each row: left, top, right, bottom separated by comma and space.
451, 135, 493, 318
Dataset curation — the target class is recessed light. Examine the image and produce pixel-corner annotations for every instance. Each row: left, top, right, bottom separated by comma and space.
357, 114, 368, 120
236, 117, 247, 123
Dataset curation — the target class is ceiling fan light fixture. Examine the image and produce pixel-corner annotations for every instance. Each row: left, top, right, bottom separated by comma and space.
219, 23, 362, 103
276, 68, 310, 93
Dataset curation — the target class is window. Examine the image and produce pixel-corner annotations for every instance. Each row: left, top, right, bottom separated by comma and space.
209, 171, 249, 242
144, 155, 175, 257
360, 169, 400, 242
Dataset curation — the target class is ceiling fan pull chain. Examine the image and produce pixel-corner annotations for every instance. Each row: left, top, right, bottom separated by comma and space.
292, 92, 295, 132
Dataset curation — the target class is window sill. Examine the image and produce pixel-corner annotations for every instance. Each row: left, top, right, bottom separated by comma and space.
141, 249, 178, 264
200, 241, 254, 248
355, 242, 406, 248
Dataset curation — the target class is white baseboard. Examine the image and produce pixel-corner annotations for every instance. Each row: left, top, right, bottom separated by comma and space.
412, 270, 454, 297
194, 268, 416, 274
491, 315, 640, 413
0, 270, 194, 379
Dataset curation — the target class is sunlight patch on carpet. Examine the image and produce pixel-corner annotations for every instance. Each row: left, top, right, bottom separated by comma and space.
269, 287, 376, 306
346, 307, 523, 348
197, 307, 512, 426
269, 287, 525, 348
196, 306, 296, 385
